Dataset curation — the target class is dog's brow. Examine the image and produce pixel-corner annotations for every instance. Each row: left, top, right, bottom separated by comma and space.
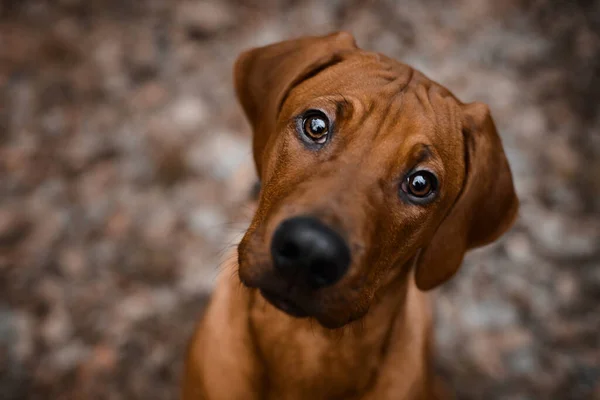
318, 96, 354, 118
335, 97, 353, 119
415, 145, 432, 163
283, 97, 353, 124
277, 56, 345, 117
406, 144, 433, 166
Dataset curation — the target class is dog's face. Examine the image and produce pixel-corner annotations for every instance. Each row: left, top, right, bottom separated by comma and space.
235, 32, 518, 329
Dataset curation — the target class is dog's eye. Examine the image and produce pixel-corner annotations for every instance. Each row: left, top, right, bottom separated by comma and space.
302, 112, 329, 144
401, 171, 437, 200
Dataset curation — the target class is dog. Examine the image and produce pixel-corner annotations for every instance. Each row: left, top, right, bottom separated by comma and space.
182, 32, 518, 400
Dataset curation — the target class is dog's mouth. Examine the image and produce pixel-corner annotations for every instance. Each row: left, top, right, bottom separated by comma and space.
260, 289, 309, 318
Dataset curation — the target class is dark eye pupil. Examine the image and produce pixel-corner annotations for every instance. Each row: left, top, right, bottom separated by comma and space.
401, 171, 437, 202
409, 174, 432, 196
301, 112, 330, 144
309, 117, 327, 135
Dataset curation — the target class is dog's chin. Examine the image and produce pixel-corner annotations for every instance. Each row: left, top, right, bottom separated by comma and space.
259, 289, 309, 318
316, 309, 367, 330
260, 289, 356, 329
239, 266, 366, 329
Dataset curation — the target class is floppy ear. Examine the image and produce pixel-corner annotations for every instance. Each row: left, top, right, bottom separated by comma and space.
415, 102, 519, 290
233, 32, 357, 178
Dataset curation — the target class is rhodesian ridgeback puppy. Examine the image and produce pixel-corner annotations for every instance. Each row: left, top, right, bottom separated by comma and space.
182, 32, 518, 400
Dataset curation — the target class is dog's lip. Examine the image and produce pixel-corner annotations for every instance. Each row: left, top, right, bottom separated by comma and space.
260, 289, 309, 318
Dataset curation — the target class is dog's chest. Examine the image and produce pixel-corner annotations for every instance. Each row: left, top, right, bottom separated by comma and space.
249, 304, 391, 399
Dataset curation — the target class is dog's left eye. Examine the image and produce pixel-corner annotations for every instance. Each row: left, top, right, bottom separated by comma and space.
301, 111, 329, 144
401, 171, 438, 202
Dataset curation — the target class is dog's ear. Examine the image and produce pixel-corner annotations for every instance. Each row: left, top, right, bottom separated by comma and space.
234, 32, 357, 178
415, 102, 519, 290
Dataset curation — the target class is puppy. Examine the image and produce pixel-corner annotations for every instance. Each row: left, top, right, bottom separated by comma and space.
182, 32, 518, 400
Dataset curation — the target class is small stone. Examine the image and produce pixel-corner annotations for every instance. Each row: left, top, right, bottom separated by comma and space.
463, 299, 519, 329
41, 306, 73, 346
186, 132, 251, 181
226, 158, 258, 204
152, 287, 178, 314
89, 239, 119, 268
545, 138, 579, 178
127, 29, 159, 82
143, 204, 179, 243
187, 206, 227, 241
24, 208, 68, 253
178, 1, 236, 38
58, 246, 87, 279
0, 207, 30, 246
52, 340, 89, 371
506, 347, 539, 375
12, 311, 34, 361
90, 343, 118, 371
120, 290, 153, 322
130, 81, 168, 110
504, 233, 536, 264
105, 210, 133, 238
524, 206, 599, 261
64, 129, 109, 171
468, 336, 505, 378
179, 250, 218, 295
152, 145, 189, 186
556, 271, 578, 304
170, 96, 207, 131
40, 107, 66, 136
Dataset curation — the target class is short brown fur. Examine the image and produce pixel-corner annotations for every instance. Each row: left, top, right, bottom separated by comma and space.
182, 32, 518, 400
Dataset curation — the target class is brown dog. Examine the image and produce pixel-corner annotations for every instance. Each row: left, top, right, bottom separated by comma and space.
182, 32, 518, 400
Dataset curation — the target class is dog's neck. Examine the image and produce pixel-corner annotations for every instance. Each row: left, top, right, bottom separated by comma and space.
247, 260, 432, 399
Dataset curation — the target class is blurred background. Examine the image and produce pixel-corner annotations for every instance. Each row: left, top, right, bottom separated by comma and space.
1, 0, 599, 399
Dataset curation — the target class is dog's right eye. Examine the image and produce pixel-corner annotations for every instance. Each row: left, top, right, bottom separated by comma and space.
301, 111, 330, 144
400, 170, 438, 204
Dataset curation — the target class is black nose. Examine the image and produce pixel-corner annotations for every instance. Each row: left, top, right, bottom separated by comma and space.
270, 216, 351, 288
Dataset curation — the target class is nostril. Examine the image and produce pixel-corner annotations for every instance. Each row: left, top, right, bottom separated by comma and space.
308, 260, 340, 288
279, 240, 301, 260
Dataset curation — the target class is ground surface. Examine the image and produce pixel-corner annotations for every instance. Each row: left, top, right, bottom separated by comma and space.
1, 1, 599, 399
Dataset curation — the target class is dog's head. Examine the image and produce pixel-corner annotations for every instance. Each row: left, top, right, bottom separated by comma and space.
235, 32, 518, 329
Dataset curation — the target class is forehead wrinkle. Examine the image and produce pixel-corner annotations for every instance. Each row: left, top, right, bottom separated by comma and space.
372, 54, 414, 86
334, 94, 373, 128
366, 93, 407, 146
379, 74, 414, 99
412, 83, 436, 117
432, 90, 462, 137
366, 67, 416, 140
335, 94, 354, 120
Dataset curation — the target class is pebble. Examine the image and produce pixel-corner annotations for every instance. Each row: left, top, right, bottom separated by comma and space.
524, 206, 599, 261
170, 96, 208, 132
130, 81, 169, 110
185, 132, 251, 181
463, 299, 519, 329
58, 246, 87, 279
0, 208, 30, 246
178, 1, 236, 38
51, 340, 89, 371
41, 306, 74, 346
142, 203, 179, 244
507, 347, 539, 375
504, 233, 537, 265
187, 205, 227, 241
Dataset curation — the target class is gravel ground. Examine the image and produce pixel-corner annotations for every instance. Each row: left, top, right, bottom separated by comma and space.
1, 1, 599, 399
